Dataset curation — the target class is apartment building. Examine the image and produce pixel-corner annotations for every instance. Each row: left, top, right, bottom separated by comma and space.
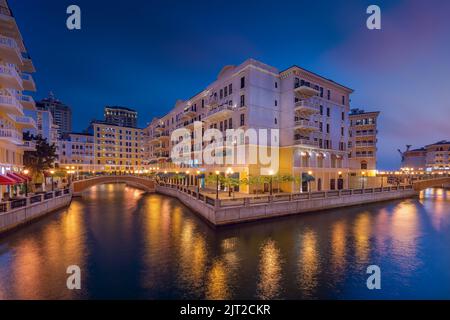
24, 108, 58, 145
88, 121, 144, 172
58, 132, 95, 171
0, 0, 37, 175
104, 106, 138, 128
402, 140, 449, 172
348, 109, 380, 173
36, 92, 72, 137
144, 59, 366, 193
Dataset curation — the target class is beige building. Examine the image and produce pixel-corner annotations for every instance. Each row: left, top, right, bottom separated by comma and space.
0, 0, 37, 176
348, 109, 380, 174
401, 140, 449, 172
58, 132, 95, 172
89, 121, 145, 173
144, 59, 381, 193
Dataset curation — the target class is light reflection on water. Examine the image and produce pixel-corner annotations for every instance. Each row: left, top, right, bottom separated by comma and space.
0, 184, 449, 299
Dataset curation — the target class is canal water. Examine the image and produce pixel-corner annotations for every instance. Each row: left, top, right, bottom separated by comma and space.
0, 183, 449, 299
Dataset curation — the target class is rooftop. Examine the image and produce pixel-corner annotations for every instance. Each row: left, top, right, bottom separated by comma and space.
105, 106, 137, 113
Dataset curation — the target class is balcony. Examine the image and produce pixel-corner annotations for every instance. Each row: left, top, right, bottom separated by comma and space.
21, 52, 35, 73
206, 95, 219, 108
20, 73, 36, 91
16, 93, 36, 110
185, 120, 204, 131
294, 120, 319, 132
294, 83, 319, 98
203, 105, 235, 122
0, 35, 22, 65
14, 115, 37, 129
180, 108, 196, 121
355, 142, 376, 148
0, 128, 23, 145
0, 64, 23, 90
294, 138, 319, 147
294, 100, 320, 115
154, 125, 165, 133
21, 140, 36, 151
0, 92, 24, 115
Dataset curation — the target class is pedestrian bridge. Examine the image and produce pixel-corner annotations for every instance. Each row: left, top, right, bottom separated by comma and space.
412, 177, 450, 191
72, 175, 155, 195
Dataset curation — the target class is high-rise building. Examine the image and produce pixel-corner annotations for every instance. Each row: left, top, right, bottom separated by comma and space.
36, 92, 72, 137
104, 106, 137, 128
88, 121, 144, 172
144, 59, 380, 193
24, 108, 56, 144
348, 108, 380, 173
0, 0, 38, 176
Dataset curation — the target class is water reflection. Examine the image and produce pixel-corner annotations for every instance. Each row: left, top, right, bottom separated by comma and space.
0, 185, 449, 299
257, 239, 283, 299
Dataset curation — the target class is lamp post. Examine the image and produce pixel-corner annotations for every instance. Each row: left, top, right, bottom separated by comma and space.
362, 171, 366, 189
196, 170, 201, 196
185, 170, 190, 187
215, 170, 220, 200
226, 167, 234, 197
268, 170, 274, 196
308, 170, 313, 193
23, 169, 29, 197
50, 170, 55, 191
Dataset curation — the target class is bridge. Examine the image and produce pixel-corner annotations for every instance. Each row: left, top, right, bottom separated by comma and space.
72, 175, 155, 195
412, 176, 450, 191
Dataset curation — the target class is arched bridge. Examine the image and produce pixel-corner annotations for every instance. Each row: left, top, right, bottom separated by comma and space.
412, 176, 450, 191
72, 175, 155, 195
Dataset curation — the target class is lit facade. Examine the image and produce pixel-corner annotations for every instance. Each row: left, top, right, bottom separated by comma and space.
36, 92, 72, 137
348, 109, 380, 174
144, 59, 377, 193
104, 106, 138, 128
402, 140, 449, 172
24, 108, 57, 144
88, 121, 144, 173
58, 132, 95, 171
0, 0, 37, 174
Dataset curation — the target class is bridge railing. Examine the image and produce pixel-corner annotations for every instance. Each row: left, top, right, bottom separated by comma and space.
156, 182, 415, 209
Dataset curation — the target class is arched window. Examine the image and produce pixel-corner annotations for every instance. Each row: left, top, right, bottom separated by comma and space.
361, 161, 368, 170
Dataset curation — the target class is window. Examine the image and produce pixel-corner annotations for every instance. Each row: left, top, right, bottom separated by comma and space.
341, 127, 344, 136
229, 117, 233, 129
220, 89, 223, 99
327, 90, 331, 100
240, 114, 245, 126
341, 112, 345, 121
224, 86, 228, 97
229, 84, 232, 94
320, 105, 323, 115
327, 107, 330, 117
326, 124, 330, 133
319, 122, 323, 132
274, 118, 277, 125
240, 76, 245, 89
275, 100, 278, 107
342, 95, 345, 105
240, 95, 245, 107
320, 87, 324, 98
275, 82, 278, 88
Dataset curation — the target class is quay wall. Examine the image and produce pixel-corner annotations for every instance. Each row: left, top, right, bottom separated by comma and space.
156, 185, 418, 226
0, 193, 72, 234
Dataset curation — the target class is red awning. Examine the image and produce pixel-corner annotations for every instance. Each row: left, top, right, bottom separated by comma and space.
14, 172, 31, 181
6, 172, 25, 183
0, 175, 16, 185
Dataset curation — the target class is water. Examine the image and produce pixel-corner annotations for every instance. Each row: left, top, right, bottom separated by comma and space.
0, 183, 449, 299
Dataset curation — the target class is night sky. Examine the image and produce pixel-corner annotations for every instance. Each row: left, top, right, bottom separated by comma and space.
8, 0, 450, 169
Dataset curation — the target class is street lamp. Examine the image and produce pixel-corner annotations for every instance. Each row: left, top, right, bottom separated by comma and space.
362, 171, 366, 189
196, 170, 201, 196
50, 170, 55, 191
215, 170, 220, 200
185, 170, 190, 186
23, 169, 29, 197
226, 167, 234, 197
308, 171, 313, 193
268, 169, 274, 196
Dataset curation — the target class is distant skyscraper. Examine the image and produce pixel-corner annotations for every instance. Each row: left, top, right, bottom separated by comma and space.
104, 106, 137, 128
36, 92, 72, 136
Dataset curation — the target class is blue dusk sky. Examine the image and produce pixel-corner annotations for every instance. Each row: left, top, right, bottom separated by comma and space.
8, 0, 450, 169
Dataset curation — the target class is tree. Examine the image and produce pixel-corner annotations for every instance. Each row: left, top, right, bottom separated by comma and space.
23, 134, 58, 185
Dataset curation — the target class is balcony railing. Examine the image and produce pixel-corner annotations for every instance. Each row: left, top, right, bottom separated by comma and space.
294, 120, 319, 131
294, 138, 319, 147
15, 115, 37, 128
0, 5, 12, 17
355, 142, 376, 147
0, 64, 22, 88
0, 128, 23, 143
294, 100, 320, 114
204, 105, 234, 121
0, 35, 18, 50
0, 92, 24, 114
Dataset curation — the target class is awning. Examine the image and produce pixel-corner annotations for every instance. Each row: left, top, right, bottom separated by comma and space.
6, 172, 26, 183
15, 172, 32, 181
0, 175, 16, 185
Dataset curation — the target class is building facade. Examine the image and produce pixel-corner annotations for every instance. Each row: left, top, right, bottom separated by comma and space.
104, 106, 137, 128
88, 121, 144, 172
36, 92, 72, 137
24, 108, 57, 145
58, 132, 95, 171
348, 109, 380, 173
0, 0, 37, 176
402, 140, 449, 172
144, 59, 378, 193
